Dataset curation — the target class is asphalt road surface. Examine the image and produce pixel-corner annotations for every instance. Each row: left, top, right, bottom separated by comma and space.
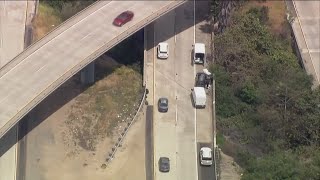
197, 142, 215, 180
145, 105, 154, 180
151, 1, 212, 180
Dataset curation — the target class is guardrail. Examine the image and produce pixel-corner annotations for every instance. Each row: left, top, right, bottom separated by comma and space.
105, 87, 146, 166
209, 11, 219, 180
0, 1, 187, 140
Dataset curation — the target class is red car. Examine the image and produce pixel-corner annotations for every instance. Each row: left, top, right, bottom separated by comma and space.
113, 11, 134, 27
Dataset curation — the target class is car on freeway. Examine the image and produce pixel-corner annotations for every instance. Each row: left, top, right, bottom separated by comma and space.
199, 147, 213, 166
157, 42, 169, 59
159, 157, 170, 172
158, 97, 168, 113
113, 11, 134, 27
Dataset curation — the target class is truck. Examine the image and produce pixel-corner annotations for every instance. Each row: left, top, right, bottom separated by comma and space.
193, 43, 205, 64
192, 87, 206, 108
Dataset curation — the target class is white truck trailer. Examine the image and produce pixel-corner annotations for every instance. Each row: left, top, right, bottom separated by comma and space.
192, 87, 206, 108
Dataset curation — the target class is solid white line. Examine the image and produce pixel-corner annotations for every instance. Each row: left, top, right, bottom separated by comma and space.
193, 0, 199, 180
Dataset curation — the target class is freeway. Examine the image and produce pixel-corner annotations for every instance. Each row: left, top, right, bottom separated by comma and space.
150, 0, 215, 180
0, 0, 186, 139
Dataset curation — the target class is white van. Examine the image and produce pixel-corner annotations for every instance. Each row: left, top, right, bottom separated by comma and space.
199, 147, 213, 166
193, 43, 205, 64
192, 87, 206, 108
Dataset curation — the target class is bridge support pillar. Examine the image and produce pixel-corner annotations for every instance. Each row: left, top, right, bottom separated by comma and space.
80, 62, 95, 85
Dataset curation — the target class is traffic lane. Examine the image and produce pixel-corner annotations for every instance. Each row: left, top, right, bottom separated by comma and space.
153, 10, 178, 180
196, 92, 213, 142
145, 106, 154, 180
175, 90, 198, 180
174, 0, 196, 87
174, 1, 198, 180
154, 10, 176, 82
153, 121, 177, 180
153, 74, 177, 180
197, 142, 215, 180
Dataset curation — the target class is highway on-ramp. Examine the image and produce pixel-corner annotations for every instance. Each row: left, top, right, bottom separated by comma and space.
0, 0, 186, 139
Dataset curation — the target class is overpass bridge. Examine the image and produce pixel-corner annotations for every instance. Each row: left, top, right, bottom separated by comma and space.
0, 0, 187, 139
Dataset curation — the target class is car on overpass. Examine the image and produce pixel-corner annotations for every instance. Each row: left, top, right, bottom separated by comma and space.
157, 42, 169, 59
113, 11, 134, 27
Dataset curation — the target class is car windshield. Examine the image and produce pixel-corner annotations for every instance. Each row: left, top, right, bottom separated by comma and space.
118, 13, 128, 20
161, 158, 169, 164
160, 102, 167, 107
203, 157, 212, 160
159, 45, 167, 53
195, 53, 204, 59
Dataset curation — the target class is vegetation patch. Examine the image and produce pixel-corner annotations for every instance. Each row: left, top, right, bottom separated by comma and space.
212, 1, 320, 178
32, 1, 95, 41
32, 3, 62, 41
66, 65, 143, 151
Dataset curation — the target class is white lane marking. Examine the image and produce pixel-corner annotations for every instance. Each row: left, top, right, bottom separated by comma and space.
193, 0, 199, 180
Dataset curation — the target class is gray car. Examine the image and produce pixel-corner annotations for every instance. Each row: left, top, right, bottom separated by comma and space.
159, 157, 170, 172
158, 97, 168, 112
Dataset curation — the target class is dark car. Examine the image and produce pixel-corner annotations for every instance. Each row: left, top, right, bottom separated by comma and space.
113, 11, 134, 27
158, 97, 168, 112
159, 157, 170, 172
195, 72, 207, 87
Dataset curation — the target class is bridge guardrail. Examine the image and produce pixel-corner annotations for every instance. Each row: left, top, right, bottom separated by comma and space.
105, 87, 146, 166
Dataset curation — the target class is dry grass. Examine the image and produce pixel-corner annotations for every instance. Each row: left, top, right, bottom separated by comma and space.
66, 65, 143, 151
31, 3, 62, 42
240, 0, 287, 35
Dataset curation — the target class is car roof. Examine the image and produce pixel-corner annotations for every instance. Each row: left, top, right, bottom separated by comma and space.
194, 43, 205, 53
159, 42, 168, 52
118, 11, 133, 18
200, 147, 212, 157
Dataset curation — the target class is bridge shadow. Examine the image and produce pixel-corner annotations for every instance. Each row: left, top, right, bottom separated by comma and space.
0, 55, 118, 157
146, 0, 211, 52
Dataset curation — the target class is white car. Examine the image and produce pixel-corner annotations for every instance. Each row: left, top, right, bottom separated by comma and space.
199, 147, 213, 166
157, 42, 169, 59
